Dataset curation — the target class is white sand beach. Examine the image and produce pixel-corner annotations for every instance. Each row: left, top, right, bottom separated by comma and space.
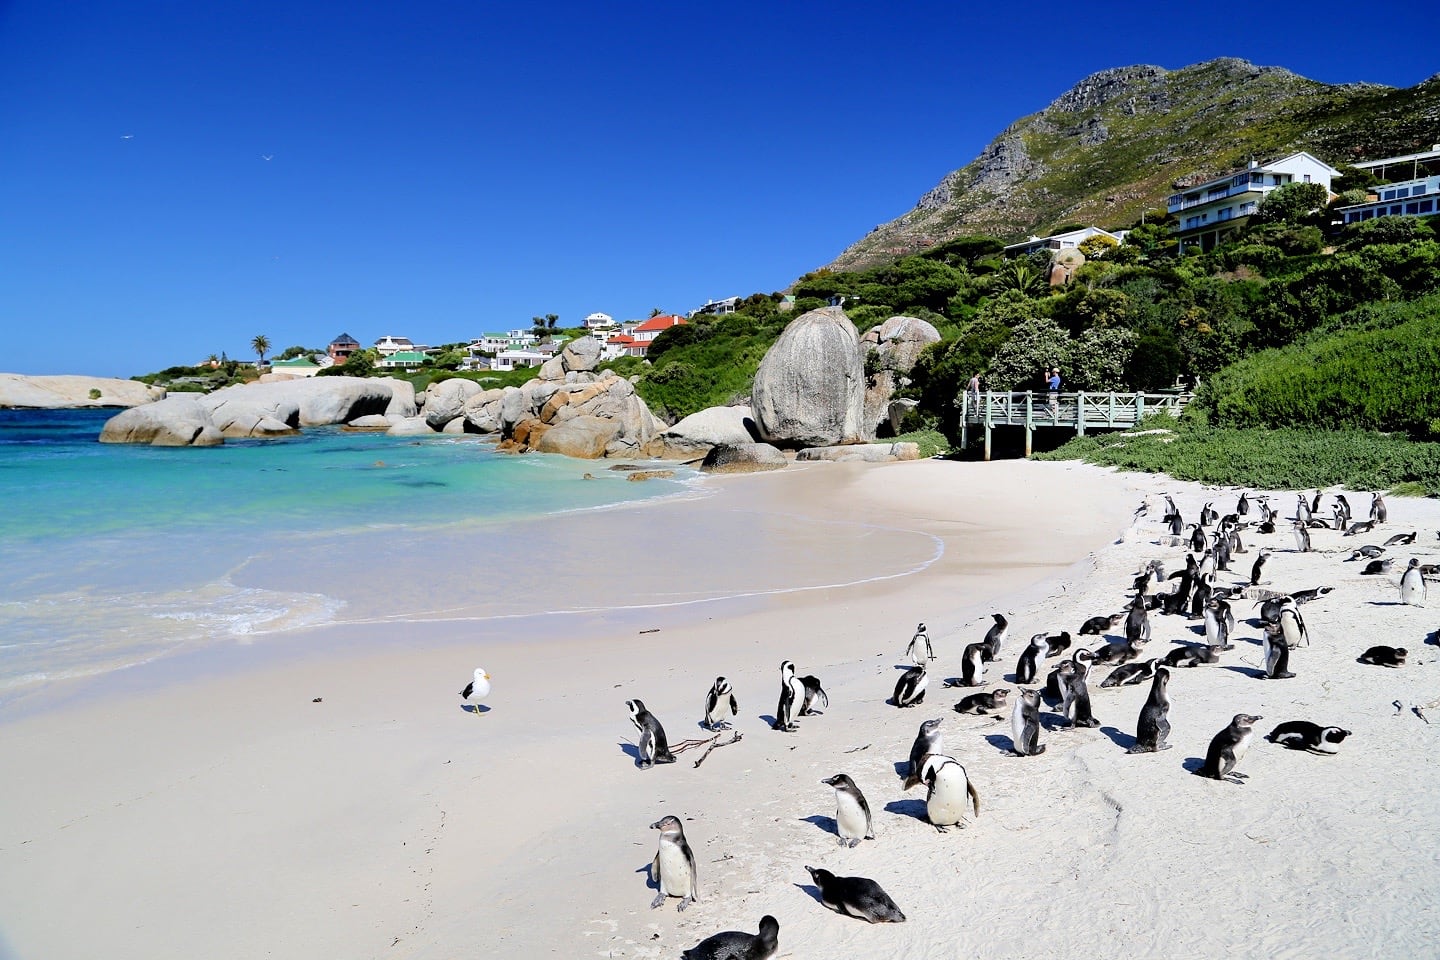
2, 458, 1438, 960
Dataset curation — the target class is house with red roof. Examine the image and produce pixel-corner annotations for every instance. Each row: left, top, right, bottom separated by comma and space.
609, 314, 686, 358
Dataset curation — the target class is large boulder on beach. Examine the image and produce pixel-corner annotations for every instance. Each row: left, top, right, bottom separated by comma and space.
861, 315, 941, 374
560, 336, 602, 373
699, 442, 788, 474
383, 377, 418, 418
98, 395, 223, 446
423, 378, 482, 429
532, 415, 620, 459
662, 405, 759, 452
751, 306, 867, 447
0, 374, 165, 409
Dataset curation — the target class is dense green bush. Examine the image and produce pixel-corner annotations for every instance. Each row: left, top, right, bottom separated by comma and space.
1038, 421, 1440, 495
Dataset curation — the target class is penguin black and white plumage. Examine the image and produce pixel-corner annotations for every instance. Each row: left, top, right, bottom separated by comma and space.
981, 613, 1008, 662
1014, 633, 1046, 685
1261, 623, 1295, 679
1236, 492, 1250, 516
1296, 495, 1312, 527
1089, 638, 1139, 666
1383, 531, 1417, 547
1266, 721, 1351, 755
1201, 501, 1218, 526
960, 642, 986, 687
821, 774, 874, 848
799, 674, 829, 716
773, 661, 803, 732
1058, 656, 1099, 728
1204, 599, 1232, 651
891, 663, 928, 708
1277, 599, 1309, 649
916, 753, 980, 833
1127, 666, 1172, 753
803, 867, 906, 923
1100, 657, 1157, 688
904, 622, 934, 665
1335, 494, 1352, 524
703, 677, 738, 731
1161, 643, 1219, 668
1344, 519, 1376, 538
1399, 558, 1427, 606
1311, 490, 1323, 515
1250, 549, 1271, 586
1079, 614, 1117, 636
1370, 492, 1387, 523
1188, 523, 1207, 554
1125, 594, 1150, 644
682, 915, 780, 960
1010, 688, 1046, 756
902, 717, 943, 789
627, 699, 676, 768
1357, 645, 1407, 667
650, 815, 698, 911
1189, 573, 1213, 620
1346, 545, 1385, 561
1361, 558, 1394, 576
1198, 713, 1262, 782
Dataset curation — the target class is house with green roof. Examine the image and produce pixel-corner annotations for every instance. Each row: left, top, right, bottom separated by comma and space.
377, 350, 427, 370
269, 357, 322, 377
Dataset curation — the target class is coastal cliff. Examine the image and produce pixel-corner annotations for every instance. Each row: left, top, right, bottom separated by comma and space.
0, 374, 165, 409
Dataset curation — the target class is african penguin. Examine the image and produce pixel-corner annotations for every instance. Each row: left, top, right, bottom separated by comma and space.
803, 867, 906, 923
702, 677, 738, 731
650, 815, 698, 911
916, 753, 980, 832
891, 662, 928, 708
1127, 666, 1172, 753
1197, 713, 1262, 782
821, 774, 874, 848
1266, 721, 1351, 755
627, 699, 676, 769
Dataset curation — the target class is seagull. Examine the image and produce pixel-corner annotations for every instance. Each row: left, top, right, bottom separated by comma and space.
261, 154, 273, 161
120, 134, 134, 140
461, 667, 491, 714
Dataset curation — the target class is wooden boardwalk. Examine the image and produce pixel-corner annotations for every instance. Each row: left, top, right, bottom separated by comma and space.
959, 390, 1192, 459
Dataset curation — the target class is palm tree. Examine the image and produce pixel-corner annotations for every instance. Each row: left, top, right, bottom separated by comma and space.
251, 334, 271, 367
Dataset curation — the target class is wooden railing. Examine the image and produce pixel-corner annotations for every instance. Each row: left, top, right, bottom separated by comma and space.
958, 390, 1192, 458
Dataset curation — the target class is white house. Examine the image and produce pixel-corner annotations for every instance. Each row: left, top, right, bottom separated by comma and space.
1335, 145, 1440, 226
1003, 227, 1126, 258
491, 349, 549, 372
1166, 151, 1339, 252
691, 296, 740, 316
374, 335, 418, 357
583, 312, 616, 331
268, 357, 322, 377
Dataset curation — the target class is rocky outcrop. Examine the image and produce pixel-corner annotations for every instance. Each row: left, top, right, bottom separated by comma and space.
751, 307, 867, 448
699, 442, 788, 474
861, 315, 940, 435
532, 416, 620, 459
97, 396, 223, 446
0, 374, 165, 409
660, 405, 759, 453
100, 377, 411, 446
795, 442, 922, 462
423, 378, 482, 429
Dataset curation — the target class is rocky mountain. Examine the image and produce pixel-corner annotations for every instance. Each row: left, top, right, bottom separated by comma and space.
828, 58, 1440, 272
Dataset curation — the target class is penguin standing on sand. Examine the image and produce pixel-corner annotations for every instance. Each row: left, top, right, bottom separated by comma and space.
1014, 633, 1046, 685
1400, 558, 1427, 606
981, 613, 1008, 662
1292, 520, 1311, 553
905, 622, 934, 665
1010, 688, 1046, 756
960, 642, 987, 687
821, 774, 874, 848
1371, 493, 1387, 523
773, 661, 804, 732
1198, 714, 1262, 782
915, 754, 981, 833
1128, 666, 1172, 753
1262, 623, 1296, 679
703, 677, 738, 731
627, 699, 676, 768
649, 815, 698, 911
1250, 548, 1271, 587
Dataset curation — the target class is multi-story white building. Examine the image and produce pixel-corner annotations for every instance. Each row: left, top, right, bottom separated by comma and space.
1335, 145, 1440, 225
1002, 226, 1125, 258
583, 312, 617, 331
1167, 151, 1338, 252
373, 335, 419, 357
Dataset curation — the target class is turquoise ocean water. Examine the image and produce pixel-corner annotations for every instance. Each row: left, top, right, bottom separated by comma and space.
0, 409, 699, 694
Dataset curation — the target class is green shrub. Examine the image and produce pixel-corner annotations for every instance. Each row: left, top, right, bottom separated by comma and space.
890, 428, 950, 458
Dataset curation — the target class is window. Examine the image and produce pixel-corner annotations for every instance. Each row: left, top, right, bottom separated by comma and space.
1406, 202, 1419, 215
1422, 200, 1435, 213
1303, 174, 1311, 182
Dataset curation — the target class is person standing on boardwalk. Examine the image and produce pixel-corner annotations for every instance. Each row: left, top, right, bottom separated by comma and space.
967, 373, 981, 415
1047, 368, 1061, 417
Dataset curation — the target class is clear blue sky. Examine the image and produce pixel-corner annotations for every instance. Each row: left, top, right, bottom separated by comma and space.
2, 1, 1433, 377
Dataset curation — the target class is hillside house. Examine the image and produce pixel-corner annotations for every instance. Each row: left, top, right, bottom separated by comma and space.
1002, 227, 1125, 258
328, 333, 360, 364
376, 350, 427, 370
1335, 145, 1440, 225
691, 296, 740, 316
608, 314, 687, 358
583, 312, 617, 331
1167, 152, 1339, 252
269, 357, 322, 377
492, 348, 549, 371
374, 335, 421, 357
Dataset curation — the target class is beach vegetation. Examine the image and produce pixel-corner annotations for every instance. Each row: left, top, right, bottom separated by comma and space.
250, 334, 271, 367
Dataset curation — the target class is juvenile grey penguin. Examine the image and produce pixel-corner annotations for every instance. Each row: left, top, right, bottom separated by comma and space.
1059, 655, 1099, 728
627, 699, 676, 768
821, 774, 874, 848
649, 815, 698, 911
703, 677, 738, 731
1127, 666, 1172, 753
905, 622, 934, 665
1198, 713, 1263, 782
1266, 721, 1351, 755
916, 753, 981, 832
1250, 549, 1271, 587
1292, 520, 1311, 553
1010, 688, 1046, 756
981, 613, 1009, 662
1014, 633, 1046, 685
953, 689, 1009, 715
1399, 558, 1427, 606
902, 717, 944, 789
1357, 645, 1407, 667
1370, 492, 1387, 523
891, 662, 928, 708
1261, 623, 1295, 680
682, 915, 779, 960
772, 660, 803, 732
799, 673, 829, 716
960, 642, 987, 687
803, 866, 906, 923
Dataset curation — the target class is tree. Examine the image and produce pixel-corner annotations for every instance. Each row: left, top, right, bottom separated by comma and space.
989, 260, 1046, 298
649, 307, 664, 318
545, 313, 559, 331
1251, 182, 1329, 227
1077, 234, 1120, 260
987, 315, 1073, 391
251, 334, 271, 367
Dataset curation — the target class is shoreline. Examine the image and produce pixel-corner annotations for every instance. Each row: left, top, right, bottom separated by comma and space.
4, 459, 1437, 959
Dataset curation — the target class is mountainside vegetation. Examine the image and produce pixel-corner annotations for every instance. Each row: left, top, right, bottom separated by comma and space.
828, 58, 1440, 272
